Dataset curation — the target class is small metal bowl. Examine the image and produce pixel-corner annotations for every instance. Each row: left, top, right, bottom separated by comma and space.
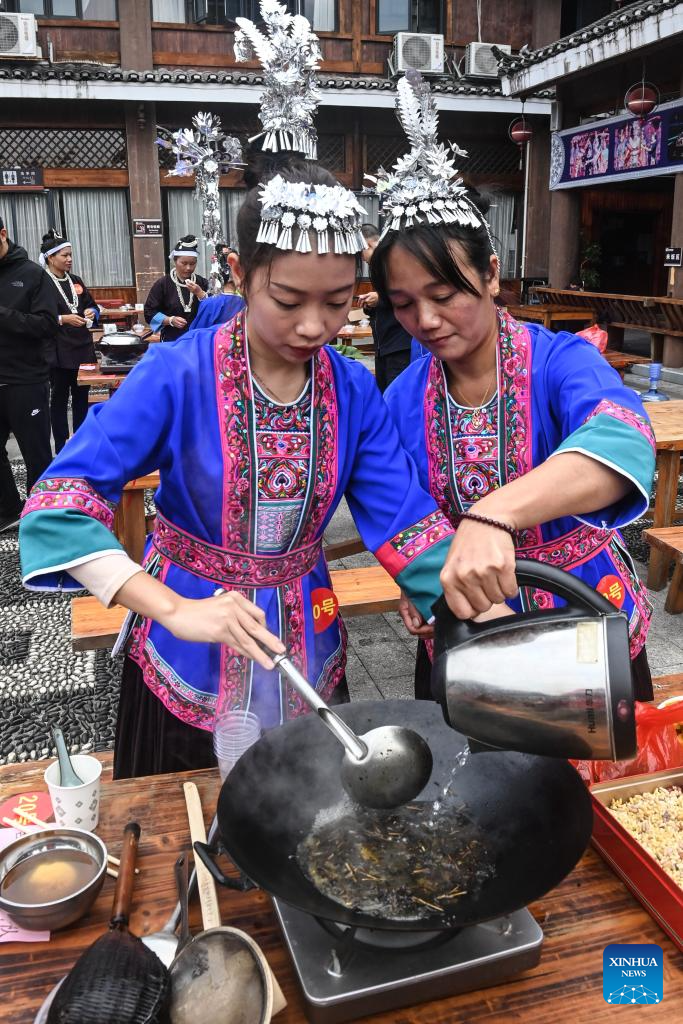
0, 828, 107, 932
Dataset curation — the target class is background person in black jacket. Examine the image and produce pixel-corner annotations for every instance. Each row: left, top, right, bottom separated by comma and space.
144, 235, 209, 341
0, 216, 58, 532
360, 224, 412, 392
40, 230, 98, 453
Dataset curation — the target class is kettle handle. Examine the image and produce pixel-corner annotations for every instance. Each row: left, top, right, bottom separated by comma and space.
513, 558, 614, 614
431, 557, 614, 637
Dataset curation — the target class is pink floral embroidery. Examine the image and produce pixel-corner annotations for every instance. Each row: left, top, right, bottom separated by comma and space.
519, 523, 612, 569
608, 539, 653, 658
153, 513, 322, 588
376, 510, 454, 578
22, 477, 116, 529
212, 313, 341, 717
585, 399, 656, 452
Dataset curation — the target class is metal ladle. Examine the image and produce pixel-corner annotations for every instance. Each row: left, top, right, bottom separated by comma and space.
262, 644, 433, 809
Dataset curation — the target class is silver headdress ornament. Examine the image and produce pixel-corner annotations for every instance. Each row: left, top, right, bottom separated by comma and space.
157, 112, 243, 293
233, 0, 321, 160
257, 175, 367, 256
366, 70, 498, 257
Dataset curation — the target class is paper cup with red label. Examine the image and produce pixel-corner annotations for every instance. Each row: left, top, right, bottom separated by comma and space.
44, 754, 102, 831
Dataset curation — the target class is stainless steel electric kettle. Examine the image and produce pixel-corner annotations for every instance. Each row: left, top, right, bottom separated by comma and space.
431, 559, 637, 760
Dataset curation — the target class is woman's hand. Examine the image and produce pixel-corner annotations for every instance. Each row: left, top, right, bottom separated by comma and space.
362, 290, 379, 311
61, 313, 87, 328
166, 315, 187, 329
161, 590, 285, 671
185, 280, 206, 300
440, 516, 518, 620
398, 590, 434, 637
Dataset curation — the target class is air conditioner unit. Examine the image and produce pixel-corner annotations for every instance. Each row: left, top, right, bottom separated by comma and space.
0, 13, 40, 59
393, 33, 445, 75
465, 42, 510, 78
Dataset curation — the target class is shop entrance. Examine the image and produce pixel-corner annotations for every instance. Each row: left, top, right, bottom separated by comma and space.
581, 182, 674, 295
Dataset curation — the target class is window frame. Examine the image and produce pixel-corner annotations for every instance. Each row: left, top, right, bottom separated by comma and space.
188, 0, 337, 31
375, 0, 444, 36
11, 1, 118, 18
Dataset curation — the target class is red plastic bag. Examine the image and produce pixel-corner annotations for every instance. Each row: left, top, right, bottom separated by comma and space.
576, 324, 608, 353
571, 696, 683, 784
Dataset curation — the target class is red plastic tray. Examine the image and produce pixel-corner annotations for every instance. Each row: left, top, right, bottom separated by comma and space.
590, 767, 683, 951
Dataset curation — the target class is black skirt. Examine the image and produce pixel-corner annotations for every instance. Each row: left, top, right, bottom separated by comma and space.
113, 655, 350, 779
413, 639, 654, 703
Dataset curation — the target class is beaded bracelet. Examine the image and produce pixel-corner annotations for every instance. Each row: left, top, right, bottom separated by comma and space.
458, 511, 517, 542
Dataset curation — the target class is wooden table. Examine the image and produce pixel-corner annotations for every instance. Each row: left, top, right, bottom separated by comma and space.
98, 307, 141, 324
77, 364, 126, 394
604, 351, 649, 378
2, 751, 682, 1024
647, 400, 683, 589
508, 303, 596, 331
337, 324, 374, 354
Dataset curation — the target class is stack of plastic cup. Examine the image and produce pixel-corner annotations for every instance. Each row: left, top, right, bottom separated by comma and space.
213, 710, 261, 781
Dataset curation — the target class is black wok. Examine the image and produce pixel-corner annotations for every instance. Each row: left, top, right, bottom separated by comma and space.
196, 699, 592, 932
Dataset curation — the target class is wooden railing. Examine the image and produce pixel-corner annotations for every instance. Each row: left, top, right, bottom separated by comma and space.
531, 287, 683, 358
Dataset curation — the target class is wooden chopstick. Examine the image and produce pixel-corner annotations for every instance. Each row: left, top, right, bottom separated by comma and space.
2, 816, 118, 879
11, 807, 139, 874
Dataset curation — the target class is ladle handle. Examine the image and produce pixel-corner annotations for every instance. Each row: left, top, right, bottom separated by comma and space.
260, 644, 368, 762
184, 782, 221, 930
110, 822, 140, 927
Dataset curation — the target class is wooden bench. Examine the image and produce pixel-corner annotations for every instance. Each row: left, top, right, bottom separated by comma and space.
531, 287, 683, 361
642, 527, 683, 613
71, 564, 401, 651
113, 473, 159, 563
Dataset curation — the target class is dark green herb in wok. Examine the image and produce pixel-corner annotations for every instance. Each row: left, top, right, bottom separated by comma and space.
296, 802, 494, 921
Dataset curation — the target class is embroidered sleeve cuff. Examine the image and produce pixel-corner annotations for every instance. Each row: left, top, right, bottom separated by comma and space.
20, 507, 124, 591
550, 411, 655, 528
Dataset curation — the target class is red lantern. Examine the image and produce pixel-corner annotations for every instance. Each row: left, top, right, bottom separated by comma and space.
509, 118, 533, 146
625, 82, 658, 118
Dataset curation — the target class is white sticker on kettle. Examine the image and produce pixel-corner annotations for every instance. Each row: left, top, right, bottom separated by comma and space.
576, 621, 599, 663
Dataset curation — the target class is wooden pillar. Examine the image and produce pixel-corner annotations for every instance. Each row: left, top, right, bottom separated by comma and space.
548, 189, 581, 288
532, 0, 562, 47
663, 70, 683, 366
119, 0, 165, 304
524, 128, 551, 280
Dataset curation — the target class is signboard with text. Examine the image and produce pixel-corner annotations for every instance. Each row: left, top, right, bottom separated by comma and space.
550, 97, 683, 190
132, 218, 162, 237
0, 167, 43, 189
664, 247, 682, 267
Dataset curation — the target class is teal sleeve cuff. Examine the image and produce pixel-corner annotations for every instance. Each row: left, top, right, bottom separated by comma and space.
20, 508, 124, 591
552, 413, 655, 529
394, 534, 451, 621
149, 312, 166, 333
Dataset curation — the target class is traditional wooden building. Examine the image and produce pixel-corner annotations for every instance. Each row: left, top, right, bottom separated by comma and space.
501, 0, 683, 363
0, 0, 557, 303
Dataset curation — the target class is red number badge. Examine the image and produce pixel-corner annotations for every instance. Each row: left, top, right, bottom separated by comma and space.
597, 575, 625, 609
311, 588, 339, 634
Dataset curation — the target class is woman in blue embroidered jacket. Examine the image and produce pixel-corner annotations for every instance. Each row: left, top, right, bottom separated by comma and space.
19, 153, 454, 778
373, 74, 656, 702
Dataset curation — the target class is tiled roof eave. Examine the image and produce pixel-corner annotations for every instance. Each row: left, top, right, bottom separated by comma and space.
500, 0, 683, 95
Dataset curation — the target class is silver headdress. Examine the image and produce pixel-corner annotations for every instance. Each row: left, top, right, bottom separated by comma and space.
367, 71, 497, 257
257, 175, 366, 256
157, 112, 243, 293
233, 0, 321, 160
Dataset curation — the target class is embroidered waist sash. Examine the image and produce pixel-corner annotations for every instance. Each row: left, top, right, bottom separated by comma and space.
516, 522, 613, 568
152, 513, 323, 588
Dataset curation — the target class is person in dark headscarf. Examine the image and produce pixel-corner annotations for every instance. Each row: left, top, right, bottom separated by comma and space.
144, 235, 209, 341
40, 229, 99, 453
215, 241, 239, 294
